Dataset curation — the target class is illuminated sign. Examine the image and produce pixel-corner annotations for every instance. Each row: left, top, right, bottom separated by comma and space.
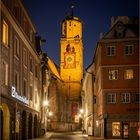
11, 86, 29, 104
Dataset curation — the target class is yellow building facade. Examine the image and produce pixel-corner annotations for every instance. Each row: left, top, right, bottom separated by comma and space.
60, 16, 83, 125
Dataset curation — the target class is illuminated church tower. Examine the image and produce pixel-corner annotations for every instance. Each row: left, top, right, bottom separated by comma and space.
60, 12, 83, 125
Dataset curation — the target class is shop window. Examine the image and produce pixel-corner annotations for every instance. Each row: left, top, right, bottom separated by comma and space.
107, 46, 116, 56
121, 93, 130, 103
124, 69, 133, 79
109, 70, 118, 80
107, 93, 116, 103
112, 122, 121, 136
2, 20, 8, 46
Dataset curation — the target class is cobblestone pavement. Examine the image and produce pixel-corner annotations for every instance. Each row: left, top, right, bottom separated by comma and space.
28, 131, 124, 140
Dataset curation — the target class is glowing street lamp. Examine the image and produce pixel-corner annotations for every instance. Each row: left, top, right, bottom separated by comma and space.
48, 111, 53, 116
80, 109, 84, 114
43, 100, 49, 106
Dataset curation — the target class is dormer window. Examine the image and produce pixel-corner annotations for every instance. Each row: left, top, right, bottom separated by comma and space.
114, 23, 125, 38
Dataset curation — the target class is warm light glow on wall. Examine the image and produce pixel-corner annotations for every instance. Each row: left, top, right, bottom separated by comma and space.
2, 20, 8, 46
43, 100, 49, 106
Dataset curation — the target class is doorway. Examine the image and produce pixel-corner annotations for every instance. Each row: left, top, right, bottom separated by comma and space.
0, 109, 3, 140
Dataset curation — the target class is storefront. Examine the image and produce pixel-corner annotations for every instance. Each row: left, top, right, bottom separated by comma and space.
1, 86, 40, 140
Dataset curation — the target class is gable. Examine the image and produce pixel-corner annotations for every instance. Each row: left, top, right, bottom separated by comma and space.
103, 21, 138, 39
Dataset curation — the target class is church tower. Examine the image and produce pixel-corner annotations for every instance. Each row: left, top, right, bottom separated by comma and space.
60, 14, 83, 125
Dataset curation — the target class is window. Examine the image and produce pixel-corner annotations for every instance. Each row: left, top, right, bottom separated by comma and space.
30, 30, 33, 42
136, 93, 140, 103
121, 93, 130, 103
107, 46, 116, 56
107, 93, 116, 103
3, 61, 8, 85
23, 79, 27, 96
109, 70, 118, 80
29, 57, 33, 72
2, 20, 8, 46
14, 72, 19, 92
112, 122, 121, 136
29, 85, 33, 100
124, 69, 133, 79
35, 91, 37, 104
125, 45, 133, 55
23, 48, 27, 66
35, 65, 38, 78
14, 36, 20, 57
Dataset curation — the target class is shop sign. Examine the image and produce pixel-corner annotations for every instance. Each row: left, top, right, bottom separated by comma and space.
11, 86, 29, 105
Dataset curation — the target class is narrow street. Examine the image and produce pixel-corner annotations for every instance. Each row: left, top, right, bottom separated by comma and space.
48, 131, 87, 140
29, 131, 104, 140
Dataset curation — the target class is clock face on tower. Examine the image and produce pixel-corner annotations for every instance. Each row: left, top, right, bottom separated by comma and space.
64, 44, 76, 69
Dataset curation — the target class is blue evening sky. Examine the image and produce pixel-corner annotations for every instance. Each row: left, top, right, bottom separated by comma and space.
23, 0, 139, 69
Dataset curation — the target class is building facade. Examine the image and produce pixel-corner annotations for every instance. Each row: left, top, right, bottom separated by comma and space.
94, 16, 139, 139
0, 0, 42, 139
81, 63, 94, 135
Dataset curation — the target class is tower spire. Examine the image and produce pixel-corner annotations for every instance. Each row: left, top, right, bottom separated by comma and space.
71, 5, 74, 18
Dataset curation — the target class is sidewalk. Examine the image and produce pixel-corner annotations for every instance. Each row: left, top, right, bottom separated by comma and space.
28, 132, 52, 140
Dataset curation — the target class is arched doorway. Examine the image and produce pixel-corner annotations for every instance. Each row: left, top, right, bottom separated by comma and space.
28, 113, 33, 139
34, 115, 38, 138
0, 109, 3, 140
1, 103, 10, 140
22, 110, 27, 140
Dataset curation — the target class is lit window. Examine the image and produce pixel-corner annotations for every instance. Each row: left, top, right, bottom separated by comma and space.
107, 46, 116, 56
121, 93, 130, 103
14, 36, 20, 57
125, 45, 133, 55
112, 122, 121, 136
35, 91, 37, 104
107, 93, 116, 103
136, 93, 140, 103
124, 69, 133, 79
3, 61, 8, 85
2, 20, 8, 46
109, 70, 118, 80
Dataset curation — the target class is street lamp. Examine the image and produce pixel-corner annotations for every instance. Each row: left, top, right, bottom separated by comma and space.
43, 100, 49, 106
